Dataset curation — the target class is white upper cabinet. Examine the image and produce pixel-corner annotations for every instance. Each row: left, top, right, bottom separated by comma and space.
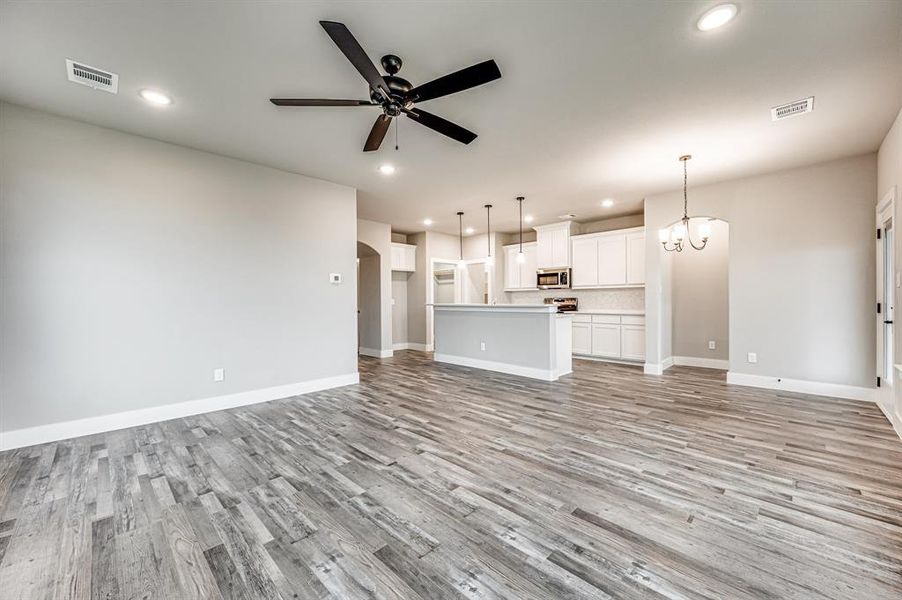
390, 243, 416, 272
503, 242, 538, 291
571, 236, 599, 287
533, 221, 579, 268
626, 232, 645, 284
570, 226, 645, 288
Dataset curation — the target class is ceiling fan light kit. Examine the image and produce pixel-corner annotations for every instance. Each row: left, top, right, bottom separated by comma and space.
271, 21, 502, 152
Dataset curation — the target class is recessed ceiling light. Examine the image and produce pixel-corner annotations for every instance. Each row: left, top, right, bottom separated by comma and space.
601, 199, 614, 208
138, 89, 172, 106
378, 164, 396, 175
697, 3, 738, 31
465, 227, 475, 235
423, 218, 433, 226
524, 215, 534, 223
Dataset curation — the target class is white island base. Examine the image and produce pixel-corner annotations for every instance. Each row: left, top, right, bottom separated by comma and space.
432, 304, 572, 381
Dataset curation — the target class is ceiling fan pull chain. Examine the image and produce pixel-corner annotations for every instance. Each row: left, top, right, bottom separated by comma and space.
395, 116, 399, 151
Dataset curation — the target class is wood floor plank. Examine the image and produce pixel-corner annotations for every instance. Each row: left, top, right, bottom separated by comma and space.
0, 353, 900, 599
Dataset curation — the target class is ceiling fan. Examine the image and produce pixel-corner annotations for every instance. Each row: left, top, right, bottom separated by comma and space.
270, 21, 502, 152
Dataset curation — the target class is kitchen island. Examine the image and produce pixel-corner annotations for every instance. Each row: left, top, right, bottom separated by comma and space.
431, 304, 572, 381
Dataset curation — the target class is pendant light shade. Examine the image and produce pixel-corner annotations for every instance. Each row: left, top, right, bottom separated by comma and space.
658, 155, 713, 252
516, 196, 526, 263
484, 204, 494, 270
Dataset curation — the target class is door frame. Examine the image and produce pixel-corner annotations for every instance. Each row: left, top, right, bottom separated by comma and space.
876, 186, 896, 412
426, 257, 462, 350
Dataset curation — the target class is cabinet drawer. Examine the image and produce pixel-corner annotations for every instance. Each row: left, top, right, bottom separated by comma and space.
591, 314, 621, 324
621, 315, 645, 325
572, 314, 591, 323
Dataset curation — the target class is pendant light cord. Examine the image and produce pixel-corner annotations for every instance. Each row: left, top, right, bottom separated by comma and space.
517, 196, 524, 252
457, 211, 464, 261
485, 205, 492, 257
683, 158, 689, 219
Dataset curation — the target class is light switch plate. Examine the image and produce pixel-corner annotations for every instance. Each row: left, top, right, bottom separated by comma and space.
330, 273, 342, 284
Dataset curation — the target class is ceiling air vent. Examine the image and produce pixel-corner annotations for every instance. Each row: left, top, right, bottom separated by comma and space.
771, 96, 814, 121
66, 59, 118, 94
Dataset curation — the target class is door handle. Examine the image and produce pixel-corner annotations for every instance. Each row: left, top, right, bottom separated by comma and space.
885, 320, 894, 324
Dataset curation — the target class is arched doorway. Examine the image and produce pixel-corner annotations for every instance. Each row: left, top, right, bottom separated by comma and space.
357, 242, 383, 357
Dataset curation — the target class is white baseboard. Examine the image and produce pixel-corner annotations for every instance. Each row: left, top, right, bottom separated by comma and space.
433, 353, 557, 381
673, 356, 729, 370
726, 371, 874, 402
644, 356, 674, 375
358, 347, 393, 358
393, 342, 432, 352
0, 372, 360, 451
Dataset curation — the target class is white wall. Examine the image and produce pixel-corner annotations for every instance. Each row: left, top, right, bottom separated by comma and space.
646, 153, 877, 390
0, 102, 358, 437
672, 219, 729, 361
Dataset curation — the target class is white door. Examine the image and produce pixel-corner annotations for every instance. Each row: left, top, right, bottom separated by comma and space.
591, 324, 621, 358
621, 325, 646, 360
626, 233, 645, 284
877, 190, 895, 409
597, 235, 627, 286
571, 237, 598, 287
572, 322, 591, 354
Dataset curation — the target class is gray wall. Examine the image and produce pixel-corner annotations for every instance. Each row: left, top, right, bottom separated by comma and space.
356, 251, 381, 352
645, 153, 877, 387
0, 102, 358, 432
391, 272, 409, 345
672, 219, 729, 360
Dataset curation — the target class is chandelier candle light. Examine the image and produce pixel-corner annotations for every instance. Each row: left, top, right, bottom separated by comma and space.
659, 155, 713, 252
516, 196, 526, 263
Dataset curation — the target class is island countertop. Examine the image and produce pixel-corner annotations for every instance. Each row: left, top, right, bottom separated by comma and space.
431, 303, 561, 313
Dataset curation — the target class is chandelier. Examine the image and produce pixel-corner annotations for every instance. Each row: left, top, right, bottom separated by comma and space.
659, 155, 712, 252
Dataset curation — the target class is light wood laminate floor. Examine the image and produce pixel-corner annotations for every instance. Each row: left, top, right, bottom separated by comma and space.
1, 352, 901, 599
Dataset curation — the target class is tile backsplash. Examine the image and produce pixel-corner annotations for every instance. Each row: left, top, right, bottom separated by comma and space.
506, 288, 645, 311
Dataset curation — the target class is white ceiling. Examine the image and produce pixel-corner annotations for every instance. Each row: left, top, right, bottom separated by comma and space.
2, 1, 901, 235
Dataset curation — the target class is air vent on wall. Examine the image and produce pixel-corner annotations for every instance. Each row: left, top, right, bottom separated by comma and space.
66, 59, 118, 94
771, 96, 814, 121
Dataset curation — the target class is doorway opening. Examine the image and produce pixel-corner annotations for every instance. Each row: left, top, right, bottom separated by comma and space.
356, 242, 383, 357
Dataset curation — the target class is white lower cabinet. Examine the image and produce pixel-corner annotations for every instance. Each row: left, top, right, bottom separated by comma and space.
572, 322, 591, 354
590, 324, 621, 358
572, 314, 645, 361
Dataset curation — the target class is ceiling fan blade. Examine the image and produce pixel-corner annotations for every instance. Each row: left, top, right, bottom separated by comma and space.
406, 59, 501, 103
364, 114, 392, 152
270, 98, 376, 106
319, 21, 392, 101
402, 108, 477, 145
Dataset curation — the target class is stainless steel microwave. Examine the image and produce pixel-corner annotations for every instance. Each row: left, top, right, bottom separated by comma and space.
537, 268, 571, 289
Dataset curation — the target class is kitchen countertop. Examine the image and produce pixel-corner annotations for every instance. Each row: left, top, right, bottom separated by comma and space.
571, 309, 645, 315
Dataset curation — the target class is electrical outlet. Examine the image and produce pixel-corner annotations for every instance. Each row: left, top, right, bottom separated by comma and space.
480, 341, 486, 351
708, 340, 716, 350
213, 368, 224, 382
747, 352, 757, 364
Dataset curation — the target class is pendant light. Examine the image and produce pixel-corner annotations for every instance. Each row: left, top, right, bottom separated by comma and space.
516, 196, 526, 263
658, 155, 713, 252
457, 211, 466, 271
484, 204, 493, 270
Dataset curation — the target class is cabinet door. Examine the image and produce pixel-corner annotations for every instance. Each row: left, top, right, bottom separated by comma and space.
520, 245, 538, 289
572, 322, 591, 354
535, 230, 553, 268
591, 324, 621, 358
571, 237, 598, 287
551, 228, 569, 267
621, 325, 646, 360
597, 235, 627, 286
390, 245, 402, 271
626, 233, 645, 284
504, 247, 520, 290
404, 245, 417, 271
